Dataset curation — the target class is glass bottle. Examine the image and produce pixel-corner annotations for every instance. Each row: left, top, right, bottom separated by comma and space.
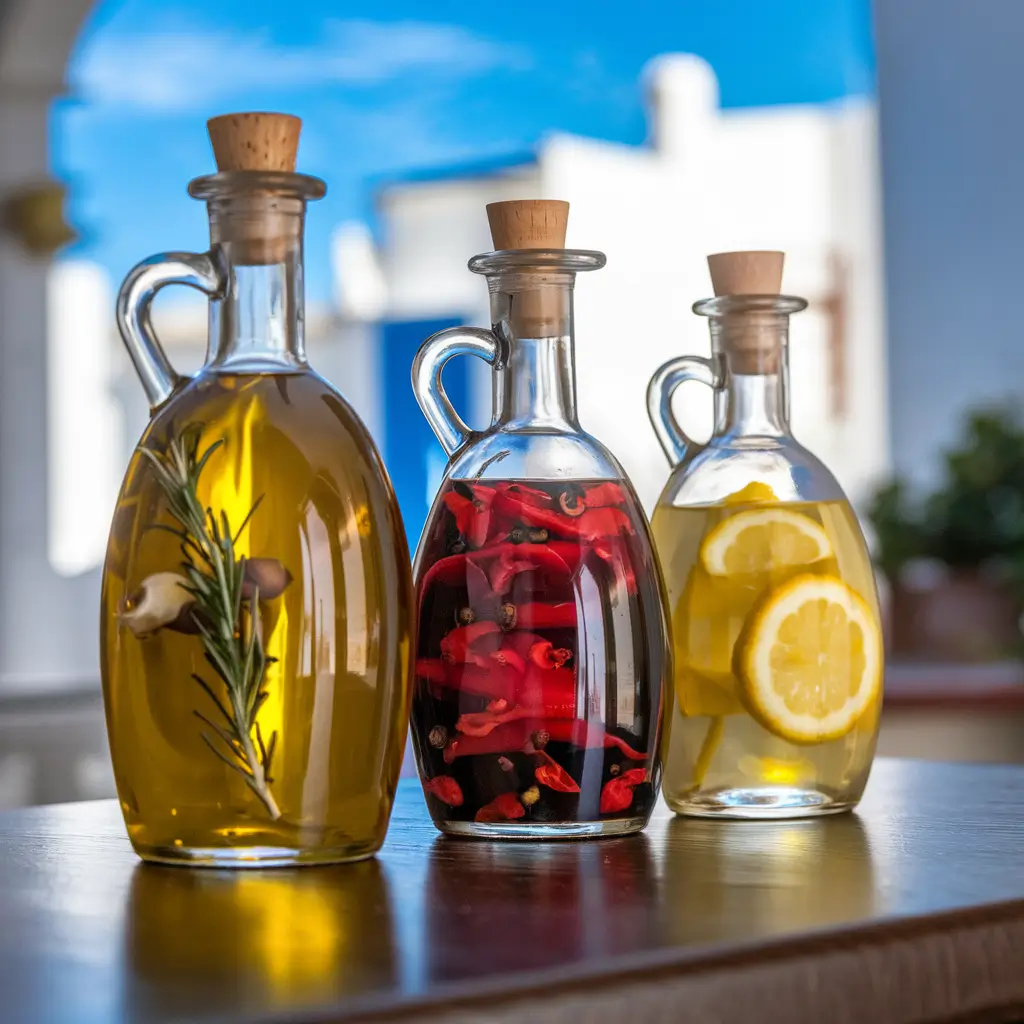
410, 200, 670, 838
648, 251, 882, 818
101, 113, 413, 866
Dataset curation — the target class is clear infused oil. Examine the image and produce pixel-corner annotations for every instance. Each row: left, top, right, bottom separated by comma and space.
102, 372, 411, 864
652, 490, 882, 817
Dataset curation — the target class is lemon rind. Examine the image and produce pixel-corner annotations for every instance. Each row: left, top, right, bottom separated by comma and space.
735, 573, 882, 745
699, 508, 833, 577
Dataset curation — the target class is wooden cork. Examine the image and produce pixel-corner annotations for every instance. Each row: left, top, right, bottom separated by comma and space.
206, 112, 303, 264
707, 250, 786, 374
486, 200, 568, 250
208, 113, 301, 172
708, 251, 784, 297
486, 200, 570, 337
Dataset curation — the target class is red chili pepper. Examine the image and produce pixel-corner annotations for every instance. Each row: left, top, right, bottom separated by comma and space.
600, 768, 647, 814
489, 647, 527, 673
583, 483, 628, 508
442, 486, 496, 549
440, 621, 503, 666
496, 482, 554, 508
481, 543, 575, 593
415, 658, 448, 683
533, 750, 580, 793
491, 490, 573, 537
418, 553, 467, 592
444, 720, 545, 762
420, 542, 582, 600
423, 775, 464, 807
418, 659, 521, 702
475, 792, 526, 823
528, 640, 572, 669
443, 717, 646, 762
420, 659, 576, 713
574, 507, 635, 543
514, 601, 577, 629
463, 559, 497, 609
542, 720, 648, 760
456, 697, 576, 738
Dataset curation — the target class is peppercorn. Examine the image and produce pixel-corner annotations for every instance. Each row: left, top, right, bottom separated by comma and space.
497, 602, 517, 631
527, 527, 549, 543
532, 730, 550, 751
508, 526, 526, 544
428, 726, 448, 749
610, 763, 621, 776
456, 606, 476, 626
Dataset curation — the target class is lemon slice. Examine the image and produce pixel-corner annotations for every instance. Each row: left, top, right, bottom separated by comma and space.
699, 508, 832, 576
723, 481, 778, 505
735, 574, 882, 744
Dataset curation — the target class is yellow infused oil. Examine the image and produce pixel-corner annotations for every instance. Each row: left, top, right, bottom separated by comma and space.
101, 372, 411, 864
652, 491, 882, 817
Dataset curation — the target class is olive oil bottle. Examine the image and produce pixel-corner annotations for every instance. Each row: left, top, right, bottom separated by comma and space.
101, 113, 413, 865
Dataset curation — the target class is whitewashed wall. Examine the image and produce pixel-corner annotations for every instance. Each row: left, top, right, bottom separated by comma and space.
374, 54, 889, 511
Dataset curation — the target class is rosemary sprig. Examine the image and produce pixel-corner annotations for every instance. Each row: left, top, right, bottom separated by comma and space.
140, 432, 281, 821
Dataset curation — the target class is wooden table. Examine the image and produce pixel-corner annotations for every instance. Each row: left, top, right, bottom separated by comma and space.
1, 759, 1022, 1024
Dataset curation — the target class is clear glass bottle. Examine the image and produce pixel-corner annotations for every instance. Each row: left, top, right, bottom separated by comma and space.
410, 201, 670, 838
648, 251, 882, 819
101, 113, 413, 866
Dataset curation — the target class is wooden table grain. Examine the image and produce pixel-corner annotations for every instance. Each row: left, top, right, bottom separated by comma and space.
0, 759, 1022, 1024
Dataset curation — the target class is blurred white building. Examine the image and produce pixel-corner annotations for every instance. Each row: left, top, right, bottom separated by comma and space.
339, 53, 889, 527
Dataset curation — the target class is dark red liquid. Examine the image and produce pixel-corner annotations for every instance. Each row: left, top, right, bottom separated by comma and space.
412, 478, 666, 831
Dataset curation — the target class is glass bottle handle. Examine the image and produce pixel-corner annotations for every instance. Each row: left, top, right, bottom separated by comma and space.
115, 251, 225, 408
647, 355, 721, 466
412, 326, 500, 456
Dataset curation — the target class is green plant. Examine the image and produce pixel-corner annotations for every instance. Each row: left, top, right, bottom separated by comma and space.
868, 406, 1024, 591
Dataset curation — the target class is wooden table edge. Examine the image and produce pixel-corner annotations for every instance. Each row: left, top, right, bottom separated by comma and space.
249, 897, 1024, 1024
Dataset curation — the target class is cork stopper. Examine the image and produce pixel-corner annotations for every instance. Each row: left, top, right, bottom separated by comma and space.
484, 200, 571, 338
706, 251, 787, 374
486, 200, 569, 250
707, 251, 784, 296
207, 112, 301, 172
205, 112, 304, 265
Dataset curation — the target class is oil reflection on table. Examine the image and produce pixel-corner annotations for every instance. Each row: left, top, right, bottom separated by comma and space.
124, 859, 396, 1019
658, 814, 878, 946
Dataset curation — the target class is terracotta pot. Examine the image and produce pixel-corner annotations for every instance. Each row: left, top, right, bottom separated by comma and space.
889, 567, 1022, 662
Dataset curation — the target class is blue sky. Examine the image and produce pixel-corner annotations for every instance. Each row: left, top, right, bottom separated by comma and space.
53, 0, 875, 303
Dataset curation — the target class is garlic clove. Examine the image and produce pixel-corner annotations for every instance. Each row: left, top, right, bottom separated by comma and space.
241, 558, 292, 600
119, 572, 194, 637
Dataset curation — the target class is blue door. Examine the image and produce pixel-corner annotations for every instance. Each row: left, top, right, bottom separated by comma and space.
381, 317, 465, 549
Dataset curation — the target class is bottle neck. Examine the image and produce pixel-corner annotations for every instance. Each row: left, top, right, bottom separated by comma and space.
489, 275, 579, 431
709, 314, 791, 440
714, 368, 790, 438
205, 196, 307, 372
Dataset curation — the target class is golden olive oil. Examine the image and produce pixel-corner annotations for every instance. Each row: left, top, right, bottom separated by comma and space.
101, 372, 411, 864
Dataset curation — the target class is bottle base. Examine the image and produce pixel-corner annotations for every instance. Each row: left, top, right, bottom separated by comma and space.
670, 786, 857, 820
436, 815, 648, 840
132, 840, 380, 869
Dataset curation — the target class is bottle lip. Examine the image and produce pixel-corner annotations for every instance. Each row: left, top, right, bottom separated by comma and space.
693, 294, 808, 317
468, 249, 606, 275
188, 170, 326, 201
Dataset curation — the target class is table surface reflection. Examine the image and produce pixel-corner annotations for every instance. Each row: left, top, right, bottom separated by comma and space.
1, 759, 1022, 1023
